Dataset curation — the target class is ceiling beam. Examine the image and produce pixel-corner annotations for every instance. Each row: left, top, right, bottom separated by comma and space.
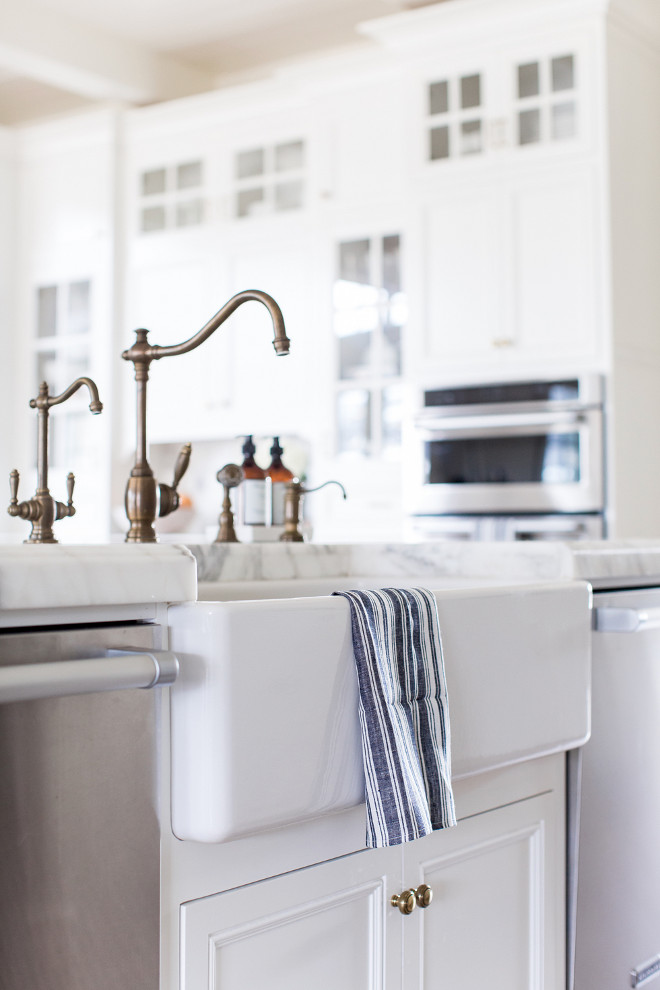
0, 1, 216, 104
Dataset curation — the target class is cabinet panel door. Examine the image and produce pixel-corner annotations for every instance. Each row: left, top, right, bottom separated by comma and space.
514, 171, 597, 361
403, 791, 564, 990
181, 846, 401, 990
128, 260, 232, 443
424, 188, 510, 363
223, 237, 323, 438
327, 79, 407, 206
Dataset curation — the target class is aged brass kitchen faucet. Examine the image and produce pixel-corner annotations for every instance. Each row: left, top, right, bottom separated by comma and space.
121, 289, 290, 543
8, 377, 103, 543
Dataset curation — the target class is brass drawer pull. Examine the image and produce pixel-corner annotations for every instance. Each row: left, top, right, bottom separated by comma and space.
391, 889, 417, 915
415, 883, 433, 908
391, 884, 434, 914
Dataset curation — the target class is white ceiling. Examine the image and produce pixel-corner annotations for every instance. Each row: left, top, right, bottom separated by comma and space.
0, 0, 443, 125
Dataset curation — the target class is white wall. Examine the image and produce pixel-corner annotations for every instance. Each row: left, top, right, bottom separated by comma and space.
0, 127, 17, 535
607, 11, 660, 538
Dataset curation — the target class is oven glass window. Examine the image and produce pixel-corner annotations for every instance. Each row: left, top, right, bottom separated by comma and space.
425, 433, 580, 484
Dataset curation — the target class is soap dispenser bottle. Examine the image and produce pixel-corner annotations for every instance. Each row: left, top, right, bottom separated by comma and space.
238, 435, 267, 526
265, 437, 294, 526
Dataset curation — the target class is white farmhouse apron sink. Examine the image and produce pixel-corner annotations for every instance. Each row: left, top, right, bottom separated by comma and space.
168, 578, 590, 844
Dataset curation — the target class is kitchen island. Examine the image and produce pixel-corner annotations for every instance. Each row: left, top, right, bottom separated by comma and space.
1, 539, 657, 989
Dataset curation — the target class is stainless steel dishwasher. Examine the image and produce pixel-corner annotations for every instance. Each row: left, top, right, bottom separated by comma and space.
575, 587, 660, 990
0, 620, 177, 990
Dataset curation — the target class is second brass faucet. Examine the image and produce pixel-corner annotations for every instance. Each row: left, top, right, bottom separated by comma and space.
122, 289, 290, 543
8, 377, 103, 544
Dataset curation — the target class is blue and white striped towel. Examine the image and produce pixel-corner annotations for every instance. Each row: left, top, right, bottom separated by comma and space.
333, 587, 456, 848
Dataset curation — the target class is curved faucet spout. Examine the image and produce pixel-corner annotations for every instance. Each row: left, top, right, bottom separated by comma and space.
31, 377, 103, 414
122, 289, 290, 367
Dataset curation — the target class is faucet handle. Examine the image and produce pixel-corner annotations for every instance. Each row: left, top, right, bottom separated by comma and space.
7, 469, 40, 522
55, 473, 76, 521
159, 443, 192, 519
172, 443, 192, 489
8, 469, 19, 506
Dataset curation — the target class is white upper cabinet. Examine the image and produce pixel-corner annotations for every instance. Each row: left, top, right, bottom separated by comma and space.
513, 166, 599, 362
420, 46, 585, 166
220, 232, 322, 441
125, 256, 233, 446
318, 72, 409, 210
418, 162, 601, 378
422, 183, 510, 364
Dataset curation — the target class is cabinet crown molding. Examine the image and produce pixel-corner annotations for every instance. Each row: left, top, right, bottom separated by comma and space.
359, 0, 623, 50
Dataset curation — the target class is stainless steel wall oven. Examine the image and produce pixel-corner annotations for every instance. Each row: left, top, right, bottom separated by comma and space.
407, 377, 605, 540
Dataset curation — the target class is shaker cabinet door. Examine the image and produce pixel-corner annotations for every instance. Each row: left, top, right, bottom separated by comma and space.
181, 845, 402, 990
402, 790, 564, 990
419, 164, 601, 377
423, 185, 511, 365
221, 235, 324, 439
127, 258, 233, 444
514, 168, 598, 363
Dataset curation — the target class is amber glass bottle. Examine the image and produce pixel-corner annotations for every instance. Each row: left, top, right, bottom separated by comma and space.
238, 435, 267, 525
265, 437, 294, 526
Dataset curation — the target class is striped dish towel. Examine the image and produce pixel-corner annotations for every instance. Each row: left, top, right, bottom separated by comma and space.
333, 587, 456, 848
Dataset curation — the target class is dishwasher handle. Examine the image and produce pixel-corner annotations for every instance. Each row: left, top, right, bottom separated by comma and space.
593, 606, 660, 633
0, 649, 179, 704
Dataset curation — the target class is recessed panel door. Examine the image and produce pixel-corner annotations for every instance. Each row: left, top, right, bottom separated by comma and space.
181, 845, 402, 990
403, 792, 563, 990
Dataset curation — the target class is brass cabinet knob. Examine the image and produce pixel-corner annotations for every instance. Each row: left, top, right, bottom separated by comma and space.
391, 889, 417, 915
415, 883, 433, 908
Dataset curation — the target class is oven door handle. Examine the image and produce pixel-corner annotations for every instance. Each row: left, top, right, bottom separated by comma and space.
0, 649, 179, 704
415, 410, 589, 433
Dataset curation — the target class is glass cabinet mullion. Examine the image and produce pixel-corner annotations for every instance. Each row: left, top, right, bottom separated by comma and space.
333, 233, 404, 458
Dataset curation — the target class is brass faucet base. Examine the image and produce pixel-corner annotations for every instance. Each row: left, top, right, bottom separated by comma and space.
124, 475, 159, 544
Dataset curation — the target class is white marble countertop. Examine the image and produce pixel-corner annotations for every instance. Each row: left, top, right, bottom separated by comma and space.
2, 537, 658, 615
187, 539, 660, 590
0, 544, 197, 611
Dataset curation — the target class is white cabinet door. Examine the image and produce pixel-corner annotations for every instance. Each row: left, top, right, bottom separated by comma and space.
322, 77, 408, 209
181, 845, 402, 990
222, 234, 325, 440
402, 790, 565, 990
420, 163, 600, 377
423, 184, 511, 365
513, 168, 598, 363
127, 256, 233, 444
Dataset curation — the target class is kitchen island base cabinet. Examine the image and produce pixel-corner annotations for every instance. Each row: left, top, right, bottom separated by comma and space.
179, 760, 564, 990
